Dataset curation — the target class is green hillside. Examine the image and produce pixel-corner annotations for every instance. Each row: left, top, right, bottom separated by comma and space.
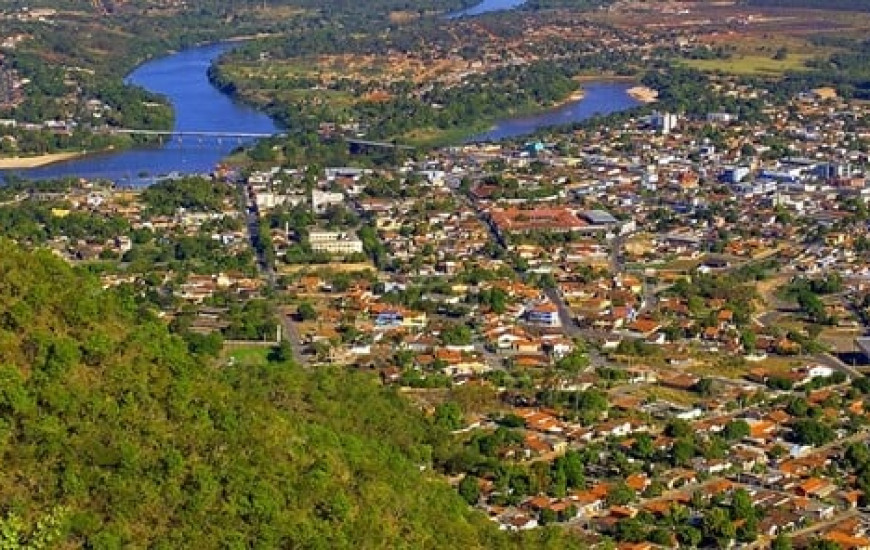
0, 241, 581, 549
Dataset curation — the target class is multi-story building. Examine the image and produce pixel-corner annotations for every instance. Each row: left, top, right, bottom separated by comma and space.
308, 230, 364, 255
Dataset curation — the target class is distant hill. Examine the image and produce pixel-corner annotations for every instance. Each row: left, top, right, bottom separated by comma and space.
743, 0, 870, 11
0, 241, 581, 548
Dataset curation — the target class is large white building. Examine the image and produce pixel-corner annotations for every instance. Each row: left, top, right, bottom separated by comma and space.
311, 190, 345, 214
308, 230, 364, 255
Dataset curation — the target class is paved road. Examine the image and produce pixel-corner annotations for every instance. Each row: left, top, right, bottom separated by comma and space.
236, 179, 307, 364
811, 352, 863, 379
544, 286, 581, 339
277, 306, 307, 366
457, 188, 583, 345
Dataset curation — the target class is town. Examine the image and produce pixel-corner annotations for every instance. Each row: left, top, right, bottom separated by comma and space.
4, 68, 870, 549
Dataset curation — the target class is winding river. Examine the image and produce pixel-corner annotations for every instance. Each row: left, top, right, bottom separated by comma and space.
469, 81, 641, 142
448, 0, 527, 18
5, 0, 641, 182
6, 43, 279, 184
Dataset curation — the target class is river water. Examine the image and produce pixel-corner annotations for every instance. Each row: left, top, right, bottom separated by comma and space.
448, 0, 527, 18
468, 81, 641, 142
5, 43, 279, 184
5, 0, 641, 182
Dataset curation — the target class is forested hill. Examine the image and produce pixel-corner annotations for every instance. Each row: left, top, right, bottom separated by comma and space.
743, 0, 870, 11
0, 241, 581, 548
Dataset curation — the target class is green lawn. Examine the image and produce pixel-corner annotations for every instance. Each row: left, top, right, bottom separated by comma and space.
225, 345, 272, 367
682, 54, 814, 76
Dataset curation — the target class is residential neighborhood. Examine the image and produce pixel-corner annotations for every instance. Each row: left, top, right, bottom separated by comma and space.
5, 65, 870, 549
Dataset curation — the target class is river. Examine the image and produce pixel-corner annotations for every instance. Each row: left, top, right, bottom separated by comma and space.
5, 0, 642, 182
5, 42, 279, 184
468, 81, 641, 142
448, 0, 527, 18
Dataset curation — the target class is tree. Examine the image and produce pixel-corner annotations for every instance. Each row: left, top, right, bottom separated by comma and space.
433, 401, 464, 431
297, 301, 316, 321
786, 397, 810, 417
693, 378, 714, 397
790, 418, 835, 446
558, 451, 585, 488
730, 488, 756, 521
702, 507, 736, 547
555, 348, 589, 374
722, 420, 750, 441
845, 441, 870, 469
607, 482, 635, 506
771, 534, 793, 550
665, 419, 692, 438
740, 329, 757, 352
808, 539, 843, 550
676, 525, 702, 548
647, 528, 672, 546
268, 340, 295, 363
615, 518, 645, 543
672, 439, 696, 466
539, 508, 557, 525
737, 515, 759, 543
630, 433, 654, 459
458, 475, 480, 506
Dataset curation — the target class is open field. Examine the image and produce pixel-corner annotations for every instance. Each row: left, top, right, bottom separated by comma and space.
682, 53, 814, 76
224, 345, 271, 367
277, 262, 376, 274
682, 31, 836, 76
633, 385, 698, 407
593, 4, 870, 76
689, 359, 753, 380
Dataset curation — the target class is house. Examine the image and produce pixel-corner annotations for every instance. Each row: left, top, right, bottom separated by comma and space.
502, 514, 538, 531
625, 318, 661, 338
525, 301, 561, 327
759, 509, 801, 536
572, 490, 605, 517
595, 420, 633, 439
824, 531, 870, 550
796, 477, 837, 499
625, 473, 650, 492
609, 505, 638, 519
747, 419, 776, 440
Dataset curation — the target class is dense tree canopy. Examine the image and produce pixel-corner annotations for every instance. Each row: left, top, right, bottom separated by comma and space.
0, 240, 581, 548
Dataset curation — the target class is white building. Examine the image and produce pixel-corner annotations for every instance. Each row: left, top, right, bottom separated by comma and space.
650, 111, 679, 134
311, 189, 345, 213
308, 230, 364, 255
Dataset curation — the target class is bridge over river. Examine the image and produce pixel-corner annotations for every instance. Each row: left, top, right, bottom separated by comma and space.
107, 128, 416, 150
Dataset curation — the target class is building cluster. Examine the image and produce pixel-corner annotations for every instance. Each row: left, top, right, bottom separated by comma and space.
6, 49, 870, 549
229, 78, 870, 548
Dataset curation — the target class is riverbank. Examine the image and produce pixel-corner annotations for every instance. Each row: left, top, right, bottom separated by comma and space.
0, 151, 89, 169
627, 85, 659, 103
466, 81, 642, 142
553, 89, 586, 108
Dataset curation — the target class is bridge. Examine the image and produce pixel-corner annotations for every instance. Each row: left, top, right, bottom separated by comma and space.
110, 129, 277, 139
107, 128, 416, 150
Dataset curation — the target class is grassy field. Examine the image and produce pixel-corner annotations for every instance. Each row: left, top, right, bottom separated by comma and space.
689, 359, 752, 380
635, 385, 698, 407
683, 53, 814, 76
277, 262, 376, 274
224, 345, 272, 367
403, 121, 493, 147
681, 31, 839, 76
